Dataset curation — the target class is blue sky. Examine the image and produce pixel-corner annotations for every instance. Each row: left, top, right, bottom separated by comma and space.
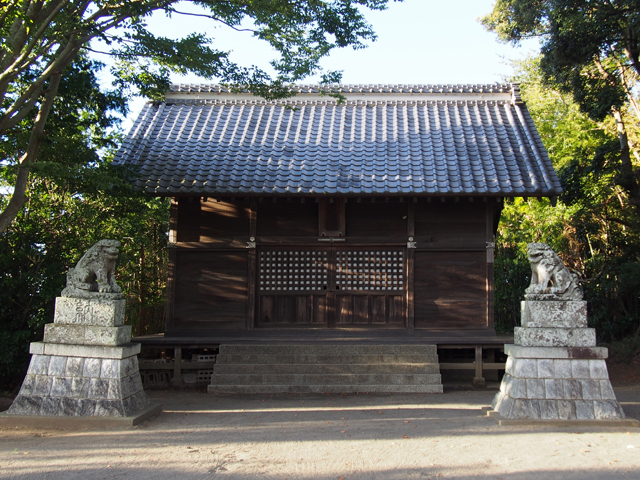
116, 0, 540, 125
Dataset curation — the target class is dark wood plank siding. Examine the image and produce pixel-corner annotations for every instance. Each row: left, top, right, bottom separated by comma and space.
176, 198, 250, 242
200, 200, 250, 240
171, 251, 248, 330
335, 294, 405, 325
257, 202, 319, 236
414, 251, 487, 329
169, 196, 498, 335
345, 201, 407, 237
176, 198, 201, 242
259, 294, 328, 325
415, 201, 485, 243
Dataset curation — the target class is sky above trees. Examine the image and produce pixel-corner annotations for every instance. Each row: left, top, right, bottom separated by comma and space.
106, 0, 541, 127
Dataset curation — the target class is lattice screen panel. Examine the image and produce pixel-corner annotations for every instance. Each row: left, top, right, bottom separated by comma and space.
259, 250, 329, 292
336, 250, 404, 291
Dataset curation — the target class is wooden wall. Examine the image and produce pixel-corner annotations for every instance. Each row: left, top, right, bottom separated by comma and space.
413, 200, 490, 330
166, 196, 501, 335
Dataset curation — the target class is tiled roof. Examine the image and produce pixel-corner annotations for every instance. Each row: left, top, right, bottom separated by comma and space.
114, 83, 561, 196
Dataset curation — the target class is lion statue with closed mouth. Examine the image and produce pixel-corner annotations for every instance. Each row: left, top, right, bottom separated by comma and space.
524, 242, 582, 301
62, 239, 123, 299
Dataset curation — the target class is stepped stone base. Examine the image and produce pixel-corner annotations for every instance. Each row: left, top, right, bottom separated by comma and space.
208, 344, 443, 394
7, 342, 150, 418
492, 343, 626, 421
493, 299, 629, 422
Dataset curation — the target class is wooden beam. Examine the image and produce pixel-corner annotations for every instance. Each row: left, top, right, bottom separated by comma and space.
473, 345, 486, 388
339, 198, 346, 236
139, 360, 215, 370
439, 363, 505, 370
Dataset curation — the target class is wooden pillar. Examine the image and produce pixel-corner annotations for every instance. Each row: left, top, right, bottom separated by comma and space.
473, 345, 486, 388
247, 199, 257, 330
171, 347, 183, 387
165, 198, 179, 332
486, 201, 495, 331
407, 201, 415, 332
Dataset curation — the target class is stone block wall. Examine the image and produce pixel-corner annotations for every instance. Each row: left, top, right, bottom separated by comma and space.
492, 301, 626, 421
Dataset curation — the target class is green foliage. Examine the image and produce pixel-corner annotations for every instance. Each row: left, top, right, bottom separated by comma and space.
483, 0, 640, 224
495, 197, 578, 332
0, 179, 169, 390
493, 57, 640, 343
607, 333, 640, 361
482, 0, 640, 122
0, 57, 168, 391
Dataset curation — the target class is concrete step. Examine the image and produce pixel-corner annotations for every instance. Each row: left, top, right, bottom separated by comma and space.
219, 344, 438, 355
214, 363, 441, 375
216, 353, 439, 365
208, 384, 444, 394
209, 373, 442, 386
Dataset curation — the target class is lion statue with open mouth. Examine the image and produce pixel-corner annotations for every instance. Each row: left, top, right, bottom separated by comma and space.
62, 239, 123, 299
524, 242, 582, 301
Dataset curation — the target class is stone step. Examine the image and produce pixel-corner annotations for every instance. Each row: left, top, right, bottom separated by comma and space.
216, 353, 439, 365
214, 363, 441, 375
208, 384, 444, 394
219, 344, 438, 355
209, 344, 443, 394
209, 373, 442, 386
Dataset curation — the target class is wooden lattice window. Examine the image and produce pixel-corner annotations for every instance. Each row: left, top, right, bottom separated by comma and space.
336, 250, 404, 291
259, 250, 329, 292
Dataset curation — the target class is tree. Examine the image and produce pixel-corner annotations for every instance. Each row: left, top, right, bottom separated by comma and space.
482, 0, 640, 211
493, 57, 640, 348
0, 0, 394, 233
0, 54, 169, 389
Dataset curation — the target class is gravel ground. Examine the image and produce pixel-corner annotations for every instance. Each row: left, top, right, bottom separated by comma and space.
1, 384, 639, 480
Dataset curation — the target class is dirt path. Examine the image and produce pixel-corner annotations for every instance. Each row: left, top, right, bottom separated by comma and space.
1, 385, 639, 480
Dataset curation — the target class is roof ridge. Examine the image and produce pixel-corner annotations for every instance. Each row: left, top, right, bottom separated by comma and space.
168, 83, 512, 94
162, 99, 513, 106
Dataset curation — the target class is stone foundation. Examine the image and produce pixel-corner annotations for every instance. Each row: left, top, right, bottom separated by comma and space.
7, 296, 150, 418
492, 301, 627, 421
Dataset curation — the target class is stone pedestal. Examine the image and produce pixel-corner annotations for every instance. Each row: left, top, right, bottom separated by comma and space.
7, 297, 151, 418
492, 301, 627, 421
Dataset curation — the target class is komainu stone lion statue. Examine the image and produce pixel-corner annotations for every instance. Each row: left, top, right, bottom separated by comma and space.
524, 242, 582, 301
62, 240, 123, 299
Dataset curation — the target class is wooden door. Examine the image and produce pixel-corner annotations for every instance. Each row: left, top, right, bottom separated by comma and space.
257, 247, 331, 326
256, 246, 406, 328
334, 248, 405, 326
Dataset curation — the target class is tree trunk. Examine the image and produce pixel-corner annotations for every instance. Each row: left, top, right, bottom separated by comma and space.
612, 106, 640, 208
0, 72, 62, 233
